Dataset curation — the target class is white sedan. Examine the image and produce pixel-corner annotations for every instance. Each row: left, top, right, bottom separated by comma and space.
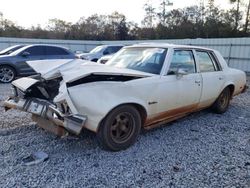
4, 44, 247, 151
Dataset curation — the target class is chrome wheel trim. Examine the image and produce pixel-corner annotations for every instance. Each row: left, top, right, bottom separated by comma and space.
0, 67, 14, 83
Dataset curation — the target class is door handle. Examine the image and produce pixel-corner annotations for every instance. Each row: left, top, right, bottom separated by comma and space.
219, 77, 224, 80
195, 80, 201, 84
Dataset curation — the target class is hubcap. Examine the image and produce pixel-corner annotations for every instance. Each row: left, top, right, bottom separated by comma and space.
110, 112, 134, 143
0, 67, 14, 83
219, 91, 229, 109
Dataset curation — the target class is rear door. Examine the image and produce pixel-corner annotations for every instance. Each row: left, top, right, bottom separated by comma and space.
45, 46, 73, 59
194, 50, 225, 108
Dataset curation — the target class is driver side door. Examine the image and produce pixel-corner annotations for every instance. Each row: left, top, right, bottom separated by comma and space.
147, 49, 202, 126
16, 46, 46, 75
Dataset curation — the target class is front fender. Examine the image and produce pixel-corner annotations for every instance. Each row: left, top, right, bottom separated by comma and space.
66, 81, 150, 132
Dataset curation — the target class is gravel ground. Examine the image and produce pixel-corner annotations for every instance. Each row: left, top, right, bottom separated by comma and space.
0, 79, 250, 188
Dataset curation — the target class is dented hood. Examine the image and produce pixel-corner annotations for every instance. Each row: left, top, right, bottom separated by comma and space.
27, 59, 154, 82
59, 62, 154, 83
26, 59, 89, 79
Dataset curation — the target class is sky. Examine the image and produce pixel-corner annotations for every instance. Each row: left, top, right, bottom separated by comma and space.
0, 0, 232, 28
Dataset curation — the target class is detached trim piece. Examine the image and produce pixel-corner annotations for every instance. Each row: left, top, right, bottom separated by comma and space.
66, 74, 144, 87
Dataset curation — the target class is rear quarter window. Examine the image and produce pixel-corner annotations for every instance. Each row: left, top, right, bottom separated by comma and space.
209, 52, 222, 71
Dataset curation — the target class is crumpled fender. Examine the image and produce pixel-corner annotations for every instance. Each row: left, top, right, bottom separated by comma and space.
61, 80, 154, 132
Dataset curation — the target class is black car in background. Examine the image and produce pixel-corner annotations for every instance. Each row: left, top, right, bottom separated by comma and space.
0, 45, 26, 56
0, 44, 76, 83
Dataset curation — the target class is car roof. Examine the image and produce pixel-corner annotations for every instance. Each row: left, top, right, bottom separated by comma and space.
10, 44, 71, 55
23, 44, 69, 49
129, 43, 214, 51
100, 44, 124, 47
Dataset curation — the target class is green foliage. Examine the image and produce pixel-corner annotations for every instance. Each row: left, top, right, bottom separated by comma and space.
0, 1, 249, 40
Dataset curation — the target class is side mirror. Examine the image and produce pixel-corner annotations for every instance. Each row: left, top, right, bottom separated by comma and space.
176, 68, 188, 78
21, 51, 30, 57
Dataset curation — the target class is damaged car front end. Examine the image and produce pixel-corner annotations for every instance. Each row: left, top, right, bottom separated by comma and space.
4, 58, 152, 138
4, 76, 87, 137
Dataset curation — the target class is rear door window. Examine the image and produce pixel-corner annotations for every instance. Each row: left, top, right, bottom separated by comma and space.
196, 51, 216, 72
104, 46, 123, 55
46, 46, 69, 55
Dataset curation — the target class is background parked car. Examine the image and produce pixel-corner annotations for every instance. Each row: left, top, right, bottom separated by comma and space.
97, 54, 113, 64
0, 44, 76, 83
0, 45, 26, 56
78, 45, 123, 62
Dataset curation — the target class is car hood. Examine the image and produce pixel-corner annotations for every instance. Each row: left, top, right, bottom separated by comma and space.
79, 52, 95, 58
26, 59, 154, 82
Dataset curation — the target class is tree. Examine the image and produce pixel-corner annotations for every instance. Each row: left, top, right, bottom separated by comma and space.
46, 19, 71, 39
142, 2, 156, 28
107, 12, 129, 40
0, 3, 249, 40
157, 0, 173, 26
244, 0, 250, 34
183, 6, 205, 37
229, 0, 242, 33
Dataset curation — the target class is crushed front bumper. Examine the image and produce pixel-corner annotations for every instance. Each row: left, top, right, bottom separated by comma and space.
4, 97, 87, 136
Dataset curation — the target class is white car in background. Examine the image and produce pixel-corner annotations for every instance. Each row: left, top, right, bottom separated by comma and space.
97, 54, 113, 64
4, 43, 247, 151
78, 45, 123, 62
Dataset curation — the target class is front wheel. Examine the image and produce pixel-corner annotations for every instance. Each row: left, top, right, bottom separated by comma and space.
97, 105, 141, 151
0, 65, 16, 83
212, 87, 231, 114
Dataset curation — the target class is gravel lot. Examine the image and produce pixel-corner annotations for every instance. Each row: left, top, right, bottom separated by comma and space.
0, 78, 250, 188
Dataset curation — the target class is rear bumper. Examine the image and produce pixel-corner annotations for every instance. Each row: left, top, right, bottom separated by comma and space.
4, 97, 87, 136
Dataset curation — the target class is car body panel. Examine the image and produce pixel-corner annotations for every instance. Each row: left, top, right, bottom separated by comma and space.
12, 77, 40, 91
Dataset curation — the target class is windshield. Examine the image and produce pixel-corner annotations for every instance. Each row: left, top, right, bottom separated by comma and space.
106, 47, 167, 75
90, 46, 106, 53
0, 45, 25, 55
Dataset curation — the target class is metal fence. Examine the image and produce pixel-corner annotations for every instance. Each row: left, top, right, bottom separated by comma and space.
0, 37, 250, 72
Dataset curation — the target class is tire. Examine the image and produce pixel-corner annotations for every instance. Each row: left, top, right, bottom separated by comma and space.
0, 65, 16, 83
91, 59, 98, 62
97, 105, 141, 151
212, 87, 231, 114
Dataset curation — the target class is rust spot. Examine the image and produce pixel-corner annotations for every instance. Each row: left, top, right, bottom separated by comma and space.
144, 103, 199, 128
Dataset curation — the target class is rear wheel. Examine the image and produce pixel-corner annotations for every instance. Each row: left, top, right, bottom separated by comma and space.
97, 105, 141, 151
212, 87, 231, 114
0, 65, 16, 83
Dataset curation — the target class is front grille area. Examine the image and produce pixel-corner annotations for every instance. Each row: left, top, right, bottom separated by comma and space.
11, 85, 25, 99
